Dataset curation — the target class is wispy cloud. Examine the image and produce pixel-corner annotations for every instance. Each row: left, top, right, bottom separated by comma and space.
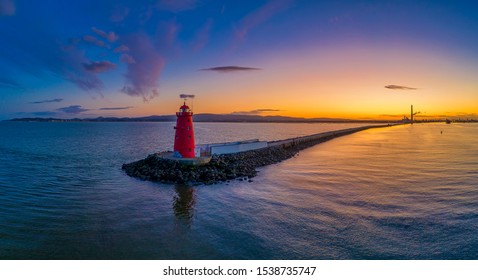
200, 66, 261, 72
0, 0, 15, 16
191, 18, 213, 51
92, 27, 119, 42
120, 54, 136, 64
82, 61, 116, 73
32, 111, 57, 117
82, 35, 107, 48
0, 76, 22, 88
31, 98, 63, 104
68, 75, 103, 92
232, 108, 281, 115
157, 19, 180, 48
2, 0, 171, 97
4, 30, 104, 92
456, 113, 478, 118
98, 106, 133, 110
120, 33, 164, 102
57, 105, 89, 114
234, 0, 292, 43
385, 84, 417, 90
113, 45, 129, 53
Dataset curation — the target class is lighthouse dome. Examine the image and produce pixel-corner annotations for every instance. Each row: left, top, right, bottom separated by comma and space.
179, 102, 191, 113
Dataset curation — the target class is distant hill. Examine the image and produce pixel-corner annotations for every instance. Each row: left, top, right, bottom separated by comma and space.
7, 114, 395, 123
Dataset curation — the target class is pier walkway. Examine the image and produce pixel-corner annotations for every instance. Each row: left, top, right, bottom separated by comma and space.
268, 124, 394, 149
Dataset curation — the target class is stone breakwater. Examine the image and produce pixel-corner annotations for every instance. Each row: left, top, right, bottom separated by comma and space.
122, 125, 394, 184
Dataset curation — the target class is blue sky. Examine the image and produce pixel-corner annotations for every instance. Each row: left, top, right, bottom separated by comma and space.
1, 0, 478, 120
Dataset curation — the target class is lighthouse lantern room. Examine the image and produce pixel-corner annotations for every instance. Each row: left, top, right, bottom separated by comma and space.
173, 101, 195, 158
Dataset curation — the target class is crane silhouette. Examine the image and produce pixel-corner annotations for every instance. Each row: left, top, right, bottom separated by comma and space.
411, 104, 420, 124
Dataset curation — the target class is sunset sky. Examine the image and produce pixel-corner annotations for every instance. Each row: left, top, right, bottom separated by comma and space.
1, 0, 478, 120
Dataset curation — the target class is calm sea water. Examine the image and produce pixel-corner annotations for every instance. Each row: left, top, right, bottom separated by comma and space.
0, 122, 477, 259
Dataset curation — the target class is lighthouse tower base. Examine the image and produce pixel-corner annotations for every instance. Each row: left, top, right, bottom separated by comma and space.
156, 151, 211, 166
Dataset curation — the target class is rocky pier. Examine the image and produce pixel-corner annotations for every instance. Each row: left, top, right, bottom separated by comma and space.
122, 125, 394, 185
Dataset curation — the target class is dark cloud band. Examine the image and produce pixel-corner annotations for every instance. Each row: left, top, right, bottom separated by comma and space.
385, 85, 417, 90
200, 66, 261, 72
31, 98, 63, 104
179, 94, 195, 99
98, 106, 133, 110
232, 108, 281, 115
57, 105, 89, 114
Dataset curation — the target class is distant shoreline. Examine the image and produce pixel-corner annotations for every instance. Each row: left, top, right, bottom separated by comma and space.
5, 115, 476, 123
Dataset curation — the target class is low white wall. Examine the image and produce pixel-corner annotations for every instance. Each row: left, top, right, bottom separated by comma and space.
210, 141, 268, 155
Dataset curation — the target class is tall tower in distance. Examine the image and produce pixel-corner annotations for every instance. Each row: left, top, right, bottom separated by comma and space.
411, 104, 414, 124
174, 101, 195, 158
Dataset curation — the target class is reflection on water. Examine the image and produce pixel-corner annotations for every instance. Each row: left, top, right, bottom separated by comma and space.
173, 185, 196, 224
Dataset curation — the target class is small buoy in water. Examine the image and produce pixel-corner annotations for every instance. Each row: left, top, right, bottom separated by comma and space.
441, 131, 443, 134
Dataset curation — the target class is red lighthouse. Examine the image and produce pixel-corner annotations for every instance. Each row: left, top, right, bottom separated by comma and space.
174, 102, 195, 158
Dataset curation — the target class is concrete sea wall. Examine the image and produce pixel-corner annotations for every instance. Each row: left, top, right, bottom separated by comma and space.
122, 124, 395, 185
210, 140, 268, 155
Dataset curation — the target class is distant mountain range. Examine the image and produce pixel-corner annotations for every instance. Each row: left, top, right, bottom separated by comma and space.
7, 114, 395, 123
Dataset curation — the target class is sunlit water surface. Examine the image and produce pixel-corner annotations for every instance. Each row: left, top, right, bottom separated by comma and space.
0, 122, 477, 259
